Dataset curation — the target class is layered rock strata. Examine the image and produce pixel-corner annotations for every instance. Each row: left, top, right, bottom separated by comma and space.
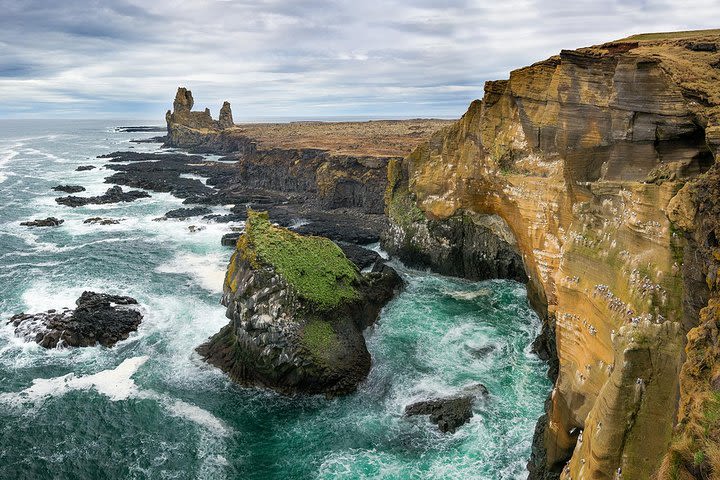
197, 210, 402, 396
382, 30, 720, 479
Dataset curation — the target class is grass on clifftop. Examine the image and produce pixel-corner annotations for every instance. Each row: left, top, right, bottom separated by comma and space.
621, 29, 720, 42
242, 210, 360, 309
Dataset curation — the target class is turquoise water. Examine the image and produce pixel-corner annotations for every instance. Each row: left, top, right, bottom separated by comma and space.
0, 120, 550, 479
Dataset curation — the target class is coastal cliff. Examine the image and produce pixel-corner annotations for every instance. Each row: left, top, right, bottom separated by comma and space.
164, 87, 450, 215
382, 30, 720, 479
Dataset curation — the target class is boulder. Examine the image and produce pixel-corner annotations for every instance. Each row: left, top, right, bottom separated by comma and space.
52, 185, 86, 193
20, 217, 64, 227
164, 206, 213, 219
7, 291, 142, 348
405, 384, 488, 433
84, 217, 122, 225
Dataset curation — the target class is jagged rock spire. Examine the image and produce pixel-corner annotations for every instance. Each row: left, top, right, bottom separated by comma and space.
173, 87, 194, 113
219, 101, 234, 129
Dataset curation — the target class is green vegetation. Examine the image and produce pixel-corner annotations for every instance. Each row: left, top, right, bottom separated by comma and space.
241, 210, 359, 309
622, 29, 720, 42
301, 319, 340, 364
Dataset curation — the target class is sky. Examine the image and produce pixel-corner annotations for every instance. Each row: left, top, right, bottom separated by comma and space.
1, 0, 719, 121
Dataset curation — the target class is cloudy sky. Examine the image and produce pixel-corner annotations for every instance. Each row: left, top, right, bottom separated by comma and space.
1, 0, 719, 120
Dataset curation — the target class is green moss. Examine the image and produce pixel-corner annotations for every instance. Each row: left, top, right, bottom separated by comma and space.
385, 153, 427, 228
301, 319, 340, 364
703, 392, 720, 424
241, 210, 359, 309
694, 450, 705, 466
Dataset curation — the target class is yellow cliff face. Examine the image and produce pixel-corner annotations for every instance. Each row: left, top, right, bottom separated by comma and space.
386, 31, 720, 479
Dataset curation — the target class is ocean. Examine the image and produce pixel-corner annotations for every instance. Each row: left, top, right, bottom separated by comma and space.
0, 119, 550, 480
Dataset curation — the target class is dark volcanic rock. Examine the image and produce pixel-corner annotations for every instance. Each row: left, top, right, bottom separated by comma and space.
164, 206, 213, 219
221, 232, 240, 247
52, 185, 86, 193
84, 217, 122, 225
115, 126, 166, 132
76, 165, 96, 171
336, 242, 383, 271
382, 209, 527, 283
20, 217, 64, 227
405, 385, 488, 433
99, 151, 204, 163
7, 291, 142, 348
99, 151, 228, 200
197, 211, 403, 397
56, 186, 150, 207
130, 136, 167, 144
687, 41, 717, 52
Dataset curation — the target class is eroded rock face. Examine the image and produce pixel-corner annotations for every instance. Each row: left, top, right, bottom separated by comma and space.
197, 211, 403, 396
382, 31, 720, 479
219, 101, 234, 129
7, 291, 142, 348
165, 87, 234, 148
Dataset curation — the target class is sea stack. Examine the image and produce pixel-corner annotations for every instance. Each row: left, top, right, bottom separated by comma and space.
218, 101, 234, 129
197, 210, 402, 396
164, 87, 233, 148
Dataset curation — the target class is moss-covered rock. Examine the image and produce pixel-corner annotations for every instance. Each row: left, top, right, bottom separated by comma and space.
198, 210, 402, 396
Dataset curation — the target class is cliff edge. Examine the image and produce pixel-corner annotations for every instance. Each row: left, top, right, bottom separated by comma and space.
382, 29, 720, 479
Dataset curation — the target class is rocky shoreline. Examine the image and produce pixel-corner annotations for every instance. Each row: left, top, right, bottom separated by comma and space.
15, 28, 720, 475
8, 292, 143, 348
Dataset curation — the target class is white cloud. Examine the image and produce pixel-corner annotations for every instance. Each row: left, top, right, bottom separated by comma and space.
0, 0, 719, 119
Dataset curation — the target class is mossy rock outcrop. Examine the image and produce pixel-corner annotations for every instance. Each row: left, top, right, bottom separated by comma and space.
197, 210, 402, 396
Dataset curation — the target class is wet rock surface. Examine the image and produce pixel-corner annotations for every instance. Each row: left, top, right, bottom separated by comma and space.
20, 217, 64, 227
56, 185, 150, 207
84, 217, 122, 225
7, 291, 143, 348
75, 165, 96, 171
405, 384, 488, 433
52, 185, 86, 193
99, 151, 387, 245
164, 206, 213, 219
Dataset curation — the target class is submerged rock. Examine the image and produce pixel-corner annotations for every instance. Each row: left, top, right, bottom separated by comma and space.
164, 206, 213, 219
197, 210, 403, 396
84, 217, 122, 225
20, 217, 64, 227
56, 185, 150, 207
405, 384, 488, 433
52, 185, 86, 193
7, 291, 142, 348
76, 165, 96, 171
